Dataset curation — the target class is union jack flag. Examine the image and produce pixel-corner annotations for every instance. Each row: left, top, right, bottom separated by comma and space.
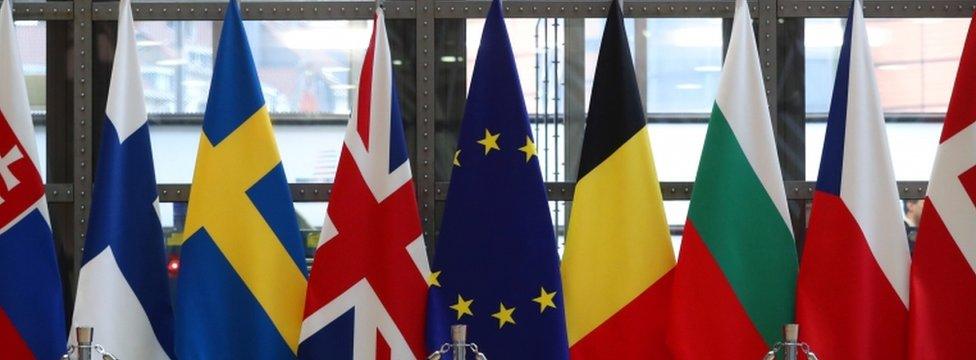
299, 8, 430, 359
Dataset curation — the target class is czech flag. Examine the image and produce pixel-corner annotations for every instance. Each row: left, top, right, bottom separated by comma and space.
796, 1, 911, 359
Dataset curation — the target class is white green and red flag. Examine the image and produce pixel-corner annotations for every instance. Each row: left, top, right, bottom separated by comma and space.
668, 0, 798, 358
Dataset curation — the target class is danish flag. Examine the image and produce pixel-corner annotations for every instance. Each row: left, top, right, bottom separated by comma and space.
298, 8, 430, 359
908, 10, 976, 359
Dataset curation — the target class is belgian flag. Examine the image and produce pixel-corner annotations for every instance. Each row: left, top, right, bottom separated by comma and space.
560, 1, 675, 358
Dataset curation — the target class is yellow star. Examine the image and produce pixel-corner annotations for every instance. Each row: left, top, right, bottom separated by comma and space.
532, 287, 557, 313
427, 271, 442, 287
449, 295, 474, 320
518, 136, 537, 162
477, 129, 501, 155
491, 303, 516, 329
453, 150, 461, 167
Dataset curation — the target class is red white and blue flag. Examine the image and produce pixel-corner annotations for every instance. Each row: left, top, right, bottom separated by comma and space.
299, 8, 430, 359
0, 1, 67, 359
908, 10, 976, 359
796, 1, 911, 359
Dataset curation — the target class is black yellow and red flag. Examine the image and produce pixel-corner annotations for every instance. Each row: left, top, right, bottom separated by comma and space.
560, 1, 675, 358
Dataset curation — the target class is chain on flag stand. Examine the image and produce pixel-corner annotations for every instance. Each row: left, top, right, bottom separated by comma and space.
762, 324, 819, 360
62, 327, 120, 360
427, 325, 488, 360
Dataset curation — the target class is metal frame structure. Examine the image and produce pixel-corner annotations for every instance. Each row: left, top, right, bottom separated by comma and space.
6, 0, 971, 306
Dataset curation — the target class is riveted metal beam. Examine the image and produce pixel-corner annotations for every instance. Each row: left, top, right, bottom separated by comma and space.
156, 183, 333, 203
417, 0, 437, 242
433, 181, 928, 201
434, 0, 759, 18
45, 183, 74, 203
91, 1, 417, 21
9, 2, 73, 21
779, 1, 976, 18
72, 0, 94, 280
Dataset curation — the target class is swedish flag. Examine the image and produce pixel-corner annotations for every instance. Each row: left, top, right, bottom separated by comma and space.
175, 1, 307, 358
425, 0, 569, 358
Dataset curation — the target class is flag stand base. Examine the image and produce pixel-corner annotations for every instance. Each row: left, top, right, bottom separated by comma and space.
763, 324, 819, 360
62, 327, 120, 360
427, 324, 487, 360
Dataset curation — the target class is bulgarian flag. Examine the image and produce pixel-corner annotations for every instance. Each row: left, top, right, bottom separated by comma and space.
908, 9, 976, 359
668, 0, 798, 358
561, 1, 674, 358
796, 1, 911, 359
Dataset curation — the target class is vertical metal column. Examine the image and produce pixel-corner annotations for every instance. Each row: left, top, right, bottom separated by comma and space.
563, 18, 585, 183
416, 0, 436, 245
73, 0, 94, 276
758, 0, 778, 129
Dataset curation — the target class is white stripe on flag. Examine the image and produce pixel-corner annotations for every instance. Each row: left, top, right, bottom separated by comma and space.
839, 1, 910, 306
70, 249, 170, 359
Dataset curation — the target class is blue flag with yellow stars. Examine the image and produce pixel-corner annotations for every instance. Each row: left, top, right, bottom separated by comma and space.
425, 0, 569, 358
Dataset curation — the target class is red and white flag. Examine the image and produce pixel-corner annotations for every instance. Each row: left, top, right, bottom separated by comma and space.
796, 1, 911, 359
298, 8, 430, 359
908, 11, 976, 360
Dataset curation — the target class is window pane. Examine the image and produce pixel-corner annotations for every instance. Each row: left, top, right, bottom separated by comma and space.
805, 18, 969, 113
136, 21, 214, 114
247, 20, 372, 114
805, 121, 942, 181
15, 21, 46, 180
645, 19, 723, 113
150, 124, 344, 184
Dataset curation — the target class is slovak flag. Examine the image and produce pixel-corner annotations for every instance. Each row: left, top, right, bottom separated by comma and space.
908, 9, 976, 359
69, 0, 175, 359
0, 1, 68, 359
796, 1, 911, 359
298, 8, 430, 359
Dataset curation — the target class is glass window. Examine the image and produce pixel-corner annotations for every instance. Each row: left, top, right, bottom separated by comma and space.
806, 18, 969, 113
138, 20, 416, 185
136, 21, 214, 114
804, 18, 966, 181
644, 19, 724, 114
246, 20, 372, 115
15, 20, 46, 180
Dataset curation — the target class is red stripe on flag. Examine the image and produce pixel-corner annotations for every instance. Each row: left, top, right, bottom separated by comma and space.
668, 222, 768, 360
570, 270, 673, 359
376, 329, 391, 360
356, 19, 378, 149
909, 200, 976, 359
0, 307, 35, 360
797, 191, 908, 360
940, 11, 976, 142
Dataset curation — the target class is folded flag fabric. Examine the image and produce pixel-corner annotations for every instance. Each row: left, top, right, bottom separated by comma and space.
69, 0, 175, 358
908, 9, 976, 360
175, 1, 308, 358
796, 1, 911, 359
299, 8, 429, 359
668, 0, 798, 358
561, 1, 674, 358
0, 1, 67, 359
424, 0, 569, 358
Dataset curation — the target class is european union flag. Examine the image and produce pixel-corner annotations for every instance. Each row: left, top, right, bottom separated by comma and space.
425, 0, 569, 358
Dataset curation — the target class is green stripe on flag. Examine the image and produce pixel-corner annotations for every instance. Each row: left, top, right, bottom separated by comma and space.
688, 103, 798, 346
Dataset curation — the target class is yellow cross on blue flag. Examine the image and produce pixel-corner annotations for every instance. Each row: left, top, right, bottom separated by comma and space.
175, 0, 307, 358
425, 0, 569, 358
